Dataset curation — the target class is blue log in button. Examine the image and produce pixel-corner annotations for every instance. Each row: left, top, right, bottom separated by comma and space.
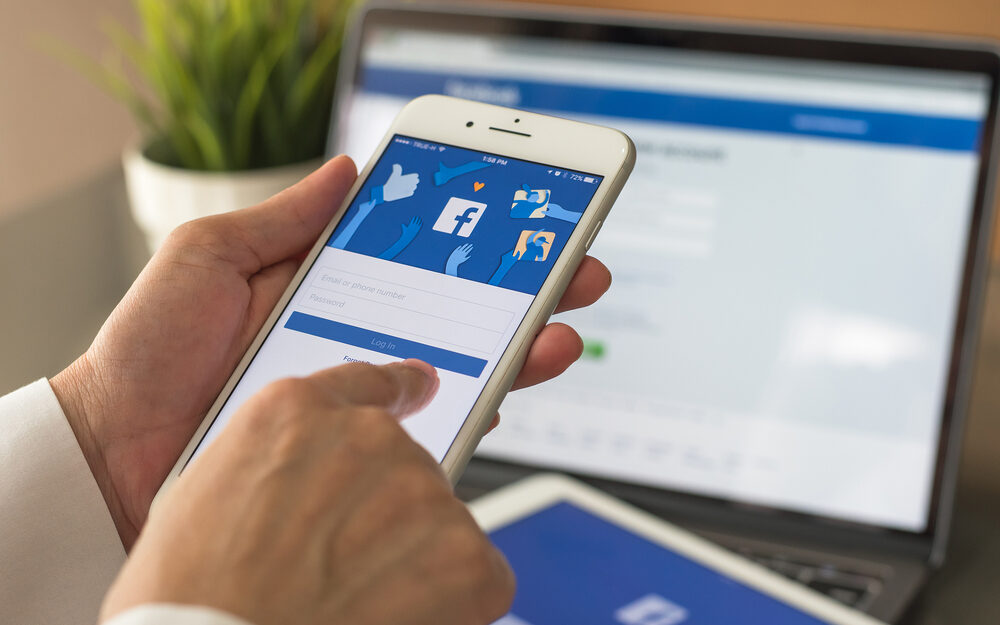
285, 312, 488, 378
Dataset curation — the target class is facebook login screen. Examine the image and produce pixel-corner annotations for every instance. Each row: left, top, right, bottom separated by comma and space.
189, 135, 601, 463
336, 28, 992, 532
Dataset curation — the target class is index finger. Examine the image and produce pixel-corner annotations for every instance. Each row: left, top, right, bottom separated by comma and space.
307, 359, 440, 419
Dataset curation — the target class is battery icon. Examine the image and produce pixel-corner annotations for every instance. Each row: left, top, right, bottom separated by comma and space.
583, 176, 595, 183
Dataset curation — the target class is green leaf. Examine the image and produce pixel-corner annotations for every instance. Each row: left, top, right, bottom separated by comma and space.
183, 111, 228, 170
231, 31, 290, 169
48, 0, 359, 170
288, 24, 343, 125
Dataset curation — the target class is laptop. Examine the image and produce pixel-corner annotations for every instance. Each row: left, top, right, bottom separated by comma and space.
326, 2, 1000, 622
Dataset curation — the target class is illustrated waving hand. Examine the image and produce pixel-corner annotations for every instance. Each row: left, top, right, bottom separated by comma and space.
378, 217, 423, 261
446, 243, 475, 277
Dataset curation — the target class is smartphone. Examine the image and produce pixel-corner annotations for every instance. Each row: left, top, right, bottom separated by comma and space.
157, 95, 634, 494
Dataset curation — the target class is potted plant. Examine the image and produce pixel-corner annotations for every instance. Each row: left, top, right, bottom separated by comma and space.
82, 0, 357, 251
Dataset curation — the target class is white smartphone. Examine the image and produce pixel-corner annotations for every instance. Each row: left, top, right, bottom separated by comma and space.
157, 95, 634, 496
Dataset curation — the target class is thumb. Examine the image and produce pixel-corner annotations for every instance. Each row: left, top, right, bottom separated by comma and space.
209, 155, 358, 275
391, 163, 403, 178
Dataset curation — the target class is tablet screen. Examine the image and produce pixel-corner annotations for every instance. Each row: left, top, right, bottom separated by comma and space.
489, 500, 831, 625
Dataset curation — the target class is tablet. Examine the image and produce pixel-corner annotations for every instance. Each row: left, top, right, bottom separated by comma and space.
469, 474, 886, 625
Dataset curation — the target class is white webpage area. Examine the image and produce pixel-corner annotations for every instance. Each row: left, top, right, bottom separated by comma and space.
193, 249, 531, 463
338, 32, 989, 531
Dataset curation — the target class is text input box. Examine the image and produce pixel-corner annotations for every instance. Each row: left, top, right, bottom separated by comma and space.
302, 268, 514, 354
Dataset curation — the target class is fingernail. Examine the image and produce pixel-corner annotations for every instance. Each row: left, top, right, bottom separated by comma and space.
400, 358, 440, 401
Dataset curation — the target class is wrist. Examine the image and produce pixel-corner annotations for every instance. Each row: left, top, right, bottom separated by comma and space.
51, 355, 134, 546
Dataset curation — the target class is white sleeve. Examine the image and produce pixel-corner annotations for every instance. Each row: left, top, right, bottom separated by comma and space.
0, 380, 259, 625
105, 605, 253, 625
0, 379, 126, 625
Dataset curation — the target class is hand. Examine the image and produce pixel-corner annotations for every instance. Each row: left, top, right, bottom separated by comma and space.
378, 216, 423, 261
50, 156, 611, 548
100, 360, 514, 625
382, 163, 420, 202
400, 215, 422, 239
445, 243, 474, 276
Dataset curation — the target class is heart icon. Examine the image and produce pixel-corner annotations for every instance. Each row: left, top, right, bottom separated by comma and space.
473, 181, 485, 192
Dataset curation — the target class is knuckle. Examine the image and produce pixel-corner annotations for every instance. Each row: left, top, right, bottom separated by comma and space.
475, 558, 516, 623
162, 215, 253, 270
257, 377, 311, 410
164, 218, 200, 244
348, 405, 401, 442
385, 462, 449, 506
335, 406, 400, 458
445, 523, 497, 579
165, 216, 225, 250
445, 523, 514, 622
247, 378, 316, 431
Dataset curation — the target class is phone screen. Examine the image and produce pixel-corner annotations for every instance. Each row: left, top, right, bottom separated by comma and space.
187, 135, 604, 464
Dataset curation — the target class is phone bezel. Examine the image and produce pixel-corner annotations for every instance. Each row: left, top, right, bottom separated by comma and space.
155, 95, 635, 502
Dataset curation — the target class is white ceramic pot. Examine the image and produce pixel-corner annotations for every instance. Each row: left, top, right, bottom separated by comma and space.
123, 146, 322, 252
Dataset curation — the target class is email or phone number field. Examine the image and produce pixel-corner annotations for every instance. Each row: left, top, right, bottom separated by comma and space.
301, 268, 515, 355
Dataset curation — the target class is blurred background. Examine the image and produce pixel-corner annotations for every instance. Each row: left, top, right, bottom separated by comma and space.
4, 0, 1000, 223
4, 0, 998, 481
2, 1, 1000, 622
3, 0, 999, 222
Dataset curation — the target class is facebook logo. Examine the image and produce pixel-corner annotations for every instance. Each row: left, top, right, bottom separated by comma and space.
614, 594, 689, 625
433, 197, 487, 237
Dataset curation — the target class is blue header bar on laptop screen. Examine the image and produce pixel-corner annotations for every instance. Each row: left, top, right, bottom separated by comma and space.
360, 66, 983, 152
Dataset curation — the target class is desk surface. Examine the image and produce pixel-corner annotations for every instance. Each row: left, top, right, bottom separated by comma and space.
1, 169, 998, 623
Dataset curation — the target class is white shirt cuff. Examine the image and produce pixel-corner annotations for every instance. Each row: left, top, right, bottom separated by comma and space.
0, 379, 126, 625
105, 604, 254, 625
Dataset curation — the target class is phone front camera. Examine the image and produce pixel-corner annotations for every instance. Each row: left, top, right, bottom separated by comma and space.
514, 118, 521, 123
466, 121, 474, 127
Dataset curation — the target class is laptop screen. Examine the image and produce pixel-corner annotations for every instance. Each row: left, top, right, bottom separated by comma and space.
332, 24, 993, 533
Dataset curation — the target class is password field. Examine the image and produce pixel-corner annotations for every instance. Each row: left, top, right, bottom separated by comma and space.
299, 285, 506, 355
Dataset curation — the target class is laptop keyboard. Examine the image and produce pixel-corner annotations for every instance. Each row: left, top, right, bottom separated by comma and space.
735, 547, 883, 610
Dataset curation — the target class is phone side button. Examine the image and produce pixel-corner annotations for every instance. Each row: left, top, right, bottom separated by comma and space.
584, 220, 603, 250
